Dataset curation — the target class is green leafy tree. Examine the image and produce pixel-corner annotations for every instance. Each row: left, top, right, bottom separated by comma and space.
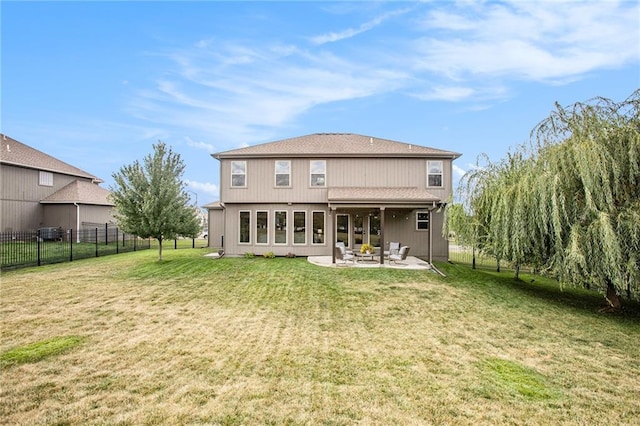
110, 142, 200, 261
462, 90, 640, 308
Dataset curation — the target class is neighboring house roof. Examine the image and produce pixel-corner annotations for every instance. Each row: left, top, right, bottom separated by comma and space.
214, 133, 462, 159
203, 201, 224, 210
0, 134, 102, 182
40, 180, 114, 206
328, 187, 440, 205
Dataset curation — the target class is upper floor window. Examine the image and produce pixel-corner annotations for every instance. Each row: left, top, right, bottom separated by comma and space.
427, 161, 443, 187
275, 160, 291, 187
231, 161, 246, 187
310, 160, 326, 187
39, 171, 53, 187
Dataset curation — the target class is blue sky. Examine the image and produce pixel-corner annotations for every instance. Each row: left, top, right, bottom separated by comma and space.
2, 1, 639, 206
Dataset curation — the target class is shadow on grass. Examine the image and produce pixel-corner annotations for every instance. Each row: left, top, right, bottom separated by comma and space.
438, 262, 640, 320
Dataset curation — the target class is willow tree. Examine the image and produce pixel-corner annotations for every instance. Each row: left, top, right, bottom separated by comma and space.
462, 90, 639, 308
110, 142, 200, 261
531, 91, 640, 308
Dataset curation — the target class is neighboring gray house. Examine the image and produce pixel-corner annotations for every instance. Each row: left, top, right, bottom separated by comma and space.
206, 133, 461, 263
0, 134, 114, 233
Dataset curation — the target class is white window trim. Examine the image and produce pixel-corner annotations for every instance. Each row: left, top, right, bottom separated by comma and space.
239, 210, 251, 244
416, 211, 430, 231
39, 171, 54, 187
275, 160, 291, 188
427, 160, 443, 188
231, 161, 247, 188
293, 210, 307, 245
310, 160, 326, 187
311, 210, 326, 245
255, 210, 269, 245
274, 210, 288, 245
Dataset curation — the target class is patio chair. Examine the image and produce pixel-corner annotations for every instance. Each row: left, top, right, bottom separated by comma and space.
335, 245, 355, 265
336, 241, 354, 255
385, 241, 401, 259
389, 246, 410, 265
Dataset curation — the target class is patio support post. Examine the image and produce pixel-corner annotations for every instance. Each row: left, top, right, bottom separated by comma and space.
331, 208, 336, 264
429, 209, 433, 266
379, 207, 385, 265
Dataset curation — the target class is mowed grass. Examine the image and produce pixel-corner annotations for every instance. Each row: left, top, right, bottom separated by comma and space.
1, 250, 639, 425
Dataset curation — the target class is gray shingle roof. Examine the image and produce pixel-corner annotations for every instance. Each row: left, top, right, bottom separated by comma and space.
40, 180, 113, 206
328, 187, 440, 204
0, 134, 102, 182
214, 133, 461, 159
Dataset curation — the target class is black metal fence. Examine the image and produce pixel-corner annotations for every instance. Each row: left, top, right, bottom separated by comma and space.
448, 243, 535, 274
1, 226, 150, 270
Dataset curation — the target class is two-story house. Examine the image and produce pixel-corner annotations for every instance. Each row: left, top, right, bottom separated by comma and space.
0, 134, 114, 233
206, 133, 461, 264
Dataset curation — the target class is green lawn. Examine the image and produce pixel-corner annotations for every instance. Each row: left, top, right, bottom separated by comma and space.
1, 250, 639, 425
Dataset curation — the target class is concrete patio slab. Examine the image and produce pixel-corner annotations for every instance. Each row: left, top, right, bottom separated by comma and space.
307, 255, 432, 270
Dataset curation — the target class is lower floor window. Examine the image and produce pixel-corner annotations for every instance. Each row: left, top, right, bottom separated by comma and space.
312, 211, 325, 244
239, 211, 250, 243
294, 211, 306, 244
256, 211, 268, 244
275, 211, 287, 244
417, 211, 429, 230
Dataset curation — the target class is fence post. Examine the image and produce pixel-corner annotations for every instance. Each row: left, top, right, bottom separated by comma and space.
37, 231, 41, 267
105, 223, 109, 246
70, 229, 73, 262
134, 235, 137, 251
116, 228, 119, 254
174, 238, 177, 249
95, 228, 99, 257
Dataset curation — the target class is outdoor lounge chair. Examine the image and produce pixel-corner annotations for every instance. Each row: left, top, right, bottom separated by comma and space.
389, 246, 410, 265
385, 241, 401, 259
335, 245, 355, 265
336, 241, 354, 255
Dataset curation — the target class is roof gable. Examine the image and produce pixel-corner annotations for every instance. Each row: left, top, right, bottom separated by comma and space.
214, 133, 461, 159
40, 180, 113, 206
0, 134, 101, 182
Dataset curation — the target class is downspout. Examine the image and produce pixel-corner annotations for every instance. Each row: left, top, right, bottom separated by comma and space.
73, 203, 80, 243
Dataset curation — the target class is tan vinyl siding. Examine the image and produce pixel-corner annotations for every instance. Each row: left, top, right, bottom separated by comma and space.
220, 157, 454, 203
221, 203, 331, 257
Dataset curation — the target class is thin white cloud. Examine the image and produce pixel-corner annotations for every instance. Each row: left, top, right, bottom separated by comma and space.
310, 6, 412, 45
185, 179, 219, 198
414, 1, 639, 83
185, 136, 216, 154
452, 164, 467, 179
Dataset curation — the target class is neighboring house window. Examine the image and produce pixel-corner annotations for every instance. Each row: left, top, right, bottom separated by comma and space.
256, 211, 268, 244
231, 161, 246, 187
274, 210, 287, 244
312, 211, 325, 244
427, 160, 443, 187
275, 160, 291, 187
39, 171, 53, 187
239, 211, 251, 243
417, 211, 430, 230
310, 160, 326, 187
293, 211, 306, 245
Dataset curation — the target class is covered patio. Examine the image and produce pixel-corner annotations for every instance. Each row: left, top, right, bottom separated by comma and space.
328, 187, 442, 266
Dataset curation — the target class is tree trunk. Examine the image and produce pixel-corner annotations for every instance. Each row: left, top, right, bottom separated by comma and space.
604, 279, 622, 311
158, 238, 163, 262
